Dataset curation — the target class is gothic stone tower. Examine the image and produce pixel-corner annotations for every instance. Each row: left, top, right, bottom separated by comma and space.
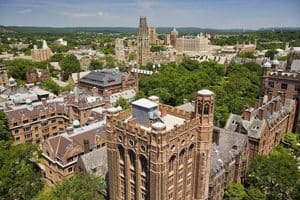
106, 90, 215, 200
137, 16, 150, 66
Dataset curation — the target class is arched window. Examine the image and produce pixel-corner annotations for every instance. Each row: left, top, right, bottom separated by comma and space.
128, 150, 136, 169
197, 102, 202, 114
118, 145, 125, 163
179, 149, 186, 165
168, 155, 176, 172
204, 104, 210, 115
188, 144, 195, 160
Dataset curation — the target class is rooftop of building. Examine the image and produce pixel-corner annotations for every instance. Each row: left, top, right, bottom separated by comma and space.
210, 127, 248, 177
44, 121, 106, 165
78, 146, 107, 177
225, 95, 295, 139
79, 68, 129, 87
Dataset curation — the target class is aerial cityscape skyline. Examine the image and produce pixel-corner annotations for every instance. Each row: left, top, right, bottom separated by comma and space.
0, 0, 300, 29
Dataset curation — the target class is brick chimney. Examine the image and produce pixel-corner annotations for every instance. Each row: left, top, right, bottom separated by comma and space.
212, 128, 220, 145
267, 92, 273, 102
83, 139, 90, 153
278, 91, 286, 105
259, 96, 264, 107
269, 102, 275, 114
243, 110, 251, 121
258, 108, 264, 120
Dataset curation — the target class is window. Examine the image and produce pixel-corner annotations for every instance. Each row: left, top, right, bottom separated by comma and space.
23, 120, 29, 124
13, 122, 18, 126
269, 82, 274, 88
68, 167, 73, 172
281, 83, 287, 90
41, 115, 46, 119
15, 136, 20, 141
51, 119, 56, 123
23, 127, 30, 131
204, 104, 210, 115
15, 129, 19, 134
32, 118, 38, 122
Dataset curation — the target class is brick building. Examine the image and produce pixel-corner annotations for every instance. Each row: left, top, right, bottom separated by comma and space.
106, 90, 215, 200
42, 121, 106, 184
4, 91, 104, 145
78, 68, 138, 96
225, 93, 296, 160
137, 16, 150, 66
26, 68, 50, 84
262, 62, 300, 131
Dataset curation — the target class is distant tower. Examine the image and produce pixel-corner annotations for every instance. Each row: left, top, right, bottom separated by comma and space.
170, 28, 178, 47
137, 16, 150, 66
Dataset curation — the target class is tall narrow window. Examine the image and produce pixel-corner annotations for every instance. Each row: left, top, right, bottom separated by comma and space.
204, 104, 210, 115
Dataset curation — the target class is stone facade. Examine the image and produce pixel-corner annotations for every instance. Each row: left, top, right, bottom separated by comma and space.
175, 33, 209, 52
137, 16, 150, 66
148, 27, 158, 44
0, 63, 8, 87
225, 93, 296, 161
262, 66, 300, 131
107, 90, 215, 200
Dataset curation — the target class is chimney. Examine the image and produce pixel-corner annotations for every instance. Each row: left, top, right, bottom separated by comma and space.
269, 102, 275, 114
254, 99, 260, 109
212, 128, 220, 145
274, 99, 279, 112
258, 108, 264, 120
77, 72, 80, 84
268, 92, 273, 102
215, 116, 220, 127
259, 96, 264, 107
278, 91, 286, 105
41, 97, 47, 106
243, 109, 251, 121
83, 139, 90, 153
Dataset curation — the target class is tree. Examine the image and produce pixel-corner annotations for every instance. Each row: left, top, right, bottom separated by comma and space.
247, 146, 300, 200
115, 97, 130, 110
134, 91, 146, 100
0, 143, 43, 200
89, 59, 104, 70
245, 187, 266, 200
0, 111, 10, 141
36, 173, 106, 200
265, 49, 278, 60
50, 53, 64, 62
60, 54, 80, 81
41, 79, 61, 95
224, 183, 247, 200
128, 53, 137, 61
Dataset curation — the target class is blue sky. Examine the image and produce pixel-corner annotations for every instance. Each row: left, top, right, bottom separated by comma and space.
0, 0, 299, 29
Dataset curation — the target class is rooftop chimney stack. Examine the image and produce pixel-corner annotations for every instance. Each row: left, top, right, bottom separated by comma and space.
83, 139, 90, 153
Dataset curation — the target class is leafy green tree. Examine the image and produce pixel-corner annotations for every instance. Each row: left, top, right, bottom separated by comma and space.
0, 143, 43, 200
128, 53, 137, 61
50, 53, 65, 62
115, 97, 130, 110
134, 91, 146, 100
247, 146, 299, 200
36, 173, 106, 200
89, 59, 104, 70
41, 79, 61, 95
16, 80, 29, 89
265, 49, 278, 60
5, 59, 34, 80
224, 183, 247, 200
0, 111, 10, 141
245, 187, 266, 200
60, 54, 80, 81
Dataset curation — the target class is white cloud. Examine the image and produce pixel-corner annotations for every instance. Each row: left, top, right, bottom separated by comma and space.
62, 11, 104, 18
17, 8, 32, 14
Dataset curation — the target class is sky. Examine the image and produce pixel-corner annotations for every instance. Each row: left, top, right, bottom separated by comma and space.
0, 0, 300, 29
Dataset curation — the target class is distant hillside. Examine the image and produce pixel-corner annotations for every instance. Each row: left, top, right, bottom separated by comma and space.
0, 26, 14, 33
1, 26, 300, 34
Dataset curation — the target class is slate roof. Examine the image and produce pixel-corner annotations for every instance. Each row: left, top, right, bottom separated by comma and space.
79, 69, 128, 87
225, 96, 294, 139
291, 59, 300, 72
210, 127, 248, 176
79, 147, 107, 177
